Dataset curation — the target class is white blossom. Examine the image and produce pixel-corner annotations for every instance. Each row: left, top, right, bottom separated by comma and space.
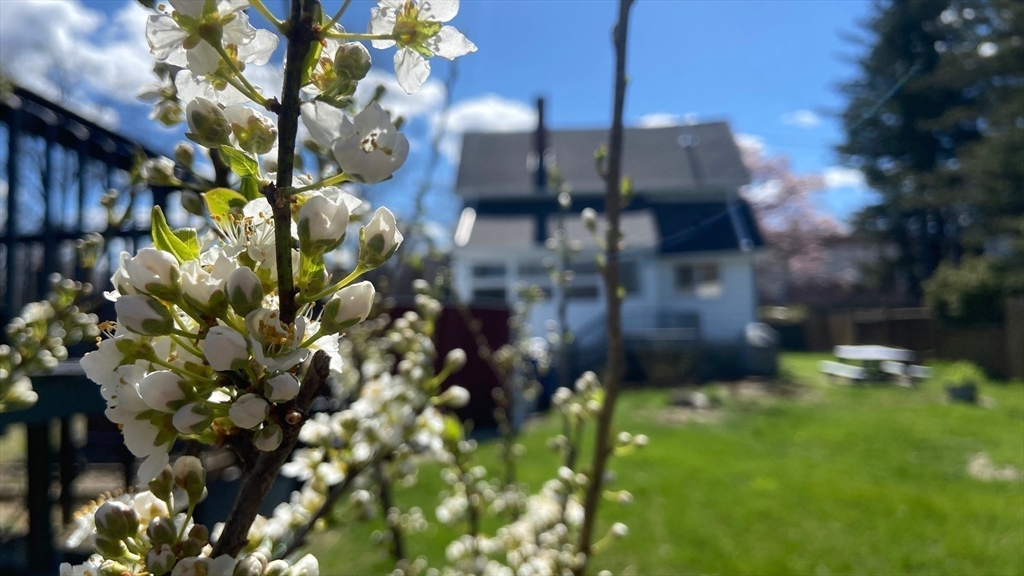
230, 393, 269, 429
203, 326, 250, 371
368, 0, 477, 94
324, 281, 375, 329
303, 101, 409, 184
266, 372, 300, 403
138, 370, 188, 412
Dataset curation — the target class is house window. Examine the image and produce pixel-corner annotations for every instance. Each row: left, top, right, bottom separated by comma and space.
696, 263, 722, 298
516, 261, 553, 298
473, 288, 507, 301
472, 263, 506, 278
675, 262, 721, 298
674, 265, 695, 293
567, 285, 600, 300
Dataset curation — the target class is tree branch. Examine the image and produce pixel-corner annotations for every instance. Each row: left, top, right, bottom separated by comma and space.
575, 0, 635, 572
267, 0, 317, 325
213, 350, 331, 557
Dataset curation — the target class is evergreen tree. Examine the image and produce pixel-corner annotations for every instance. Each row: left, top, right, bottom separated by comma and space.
838, 0, 1022, 300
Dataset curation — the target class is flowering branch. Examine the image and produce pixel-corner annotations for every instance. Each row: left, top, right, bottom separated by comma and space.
213, 350, 331, 556
576, 0, 636, 571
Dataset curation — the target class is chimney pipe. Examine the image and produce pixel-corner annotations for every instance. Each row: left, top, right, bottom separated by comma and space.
534, 97, 547, 192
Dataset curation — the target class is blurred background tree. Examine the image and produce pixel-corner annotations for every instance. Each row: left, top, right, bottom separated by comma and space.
838, 0, 1023, 304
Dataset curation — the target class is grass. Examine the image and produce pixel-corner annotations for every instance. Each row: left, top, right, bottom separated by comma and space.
307, 353, 1024, 575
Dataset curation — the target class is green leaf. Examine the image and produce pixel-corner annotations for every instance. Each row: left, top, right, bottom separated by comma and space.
172, 229, 200, 260
151, 206, 198, 262
204, 187, 249, 217
300, 38, 324, 86
219, 146, 261, 179
239, 175, 261, 201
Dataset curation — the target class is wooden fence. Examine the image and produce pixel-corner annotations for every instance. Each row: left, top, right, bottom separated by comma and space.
770, 297, 1024, 380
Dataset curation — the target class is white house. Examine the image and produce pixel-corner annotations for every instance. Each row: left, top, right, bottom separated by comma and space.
450, 120, 766, 377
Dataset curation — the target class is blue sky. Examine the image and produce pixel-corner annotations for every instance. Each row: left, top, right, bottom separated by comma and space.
0, 0, 880, 226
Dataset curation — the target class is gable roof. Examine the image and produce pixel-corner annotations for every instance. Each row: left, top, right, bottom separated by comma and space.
455, 122, 750, 199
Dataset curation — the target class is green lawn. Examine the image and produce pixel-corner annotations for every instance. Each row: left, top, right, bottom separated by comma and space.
308, 353, 1024, 575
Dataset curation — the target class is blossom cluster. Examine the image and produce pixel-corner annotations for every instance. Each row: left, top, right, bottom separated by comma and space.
61, 457, 318, 576
0, 275, 98, 412
438, 372, 647, 576
62, 0, 477, 571
82, 191, 399, 485
253, 287, 469, 553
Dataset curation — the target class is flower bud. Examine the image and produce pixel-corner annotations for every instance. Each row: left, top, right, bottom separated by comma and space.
93, 534, 128, 558
179, 537, 204, 558
148, 465, 174, 503
265, 373, 300, 403
115, 294, 174, 336
202, 326, 250, 371
439, 385, 470, 408
147, 516, 177, 546
581, 207, 598, 233
172, 455, 206, 505
224, 104, 277, 155
122, 248, 180, 297
229, 393, 268, 429
322, 281, 375, 330
335, 42, 371, 81
139, 370, 187, 412
610, 522, 629, 538
146, 543, 176, 575
185, 97, 230, 148
297, 193, 349, 255
173, 402, 214, 434
233, 555, 264, 576
188, 523, 209, 543
95, 500, 139, 540
444, 349, 467, 374
227, 267, 263, 316
263, 560, 290, 576
358, 207, 403, 268
412, 278, 431, 295
254, 422, 283, 451
175, 142, 195, 169
140, 157, 179, 187
290, 555, 320, 576
180, 190, 206, 216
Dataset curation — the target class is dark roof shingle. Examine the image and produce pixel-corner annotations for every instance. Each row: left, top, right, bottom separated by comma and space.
455, 122, 750, 198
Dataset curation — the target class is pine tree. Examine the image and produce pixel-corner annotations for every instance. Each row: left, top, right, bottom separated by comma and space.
838, 0, 1022, 300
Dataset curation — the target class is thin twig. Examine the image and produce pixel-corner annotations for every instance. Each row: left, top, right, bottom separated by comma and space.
373, 463, 407, 562
575, 0, 635, 573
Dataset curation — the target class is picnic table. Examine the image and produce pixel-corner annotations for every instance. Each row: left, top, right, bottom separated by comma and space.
821, 345, 932, 384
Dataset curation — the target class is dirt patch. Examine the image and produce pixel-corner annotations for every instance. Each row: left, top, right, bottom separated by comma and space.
655, 378, 815, 427
656, 406, 723, 426
967, 452, 1023, 482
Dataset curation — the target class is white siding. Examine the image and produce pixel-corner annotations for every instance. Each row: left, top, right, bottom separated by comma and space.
451, 248, 758, 345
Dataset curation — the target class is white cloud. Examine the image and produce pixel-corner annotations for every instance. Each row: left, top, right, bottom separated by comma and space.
780, 109, 821, 129
734, 133, 767, 156
638, 112, 679, 127
637, 111, 698, 128
433, 94, 537, 162
0, 1, 162, 126
823, 166, 865, 188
